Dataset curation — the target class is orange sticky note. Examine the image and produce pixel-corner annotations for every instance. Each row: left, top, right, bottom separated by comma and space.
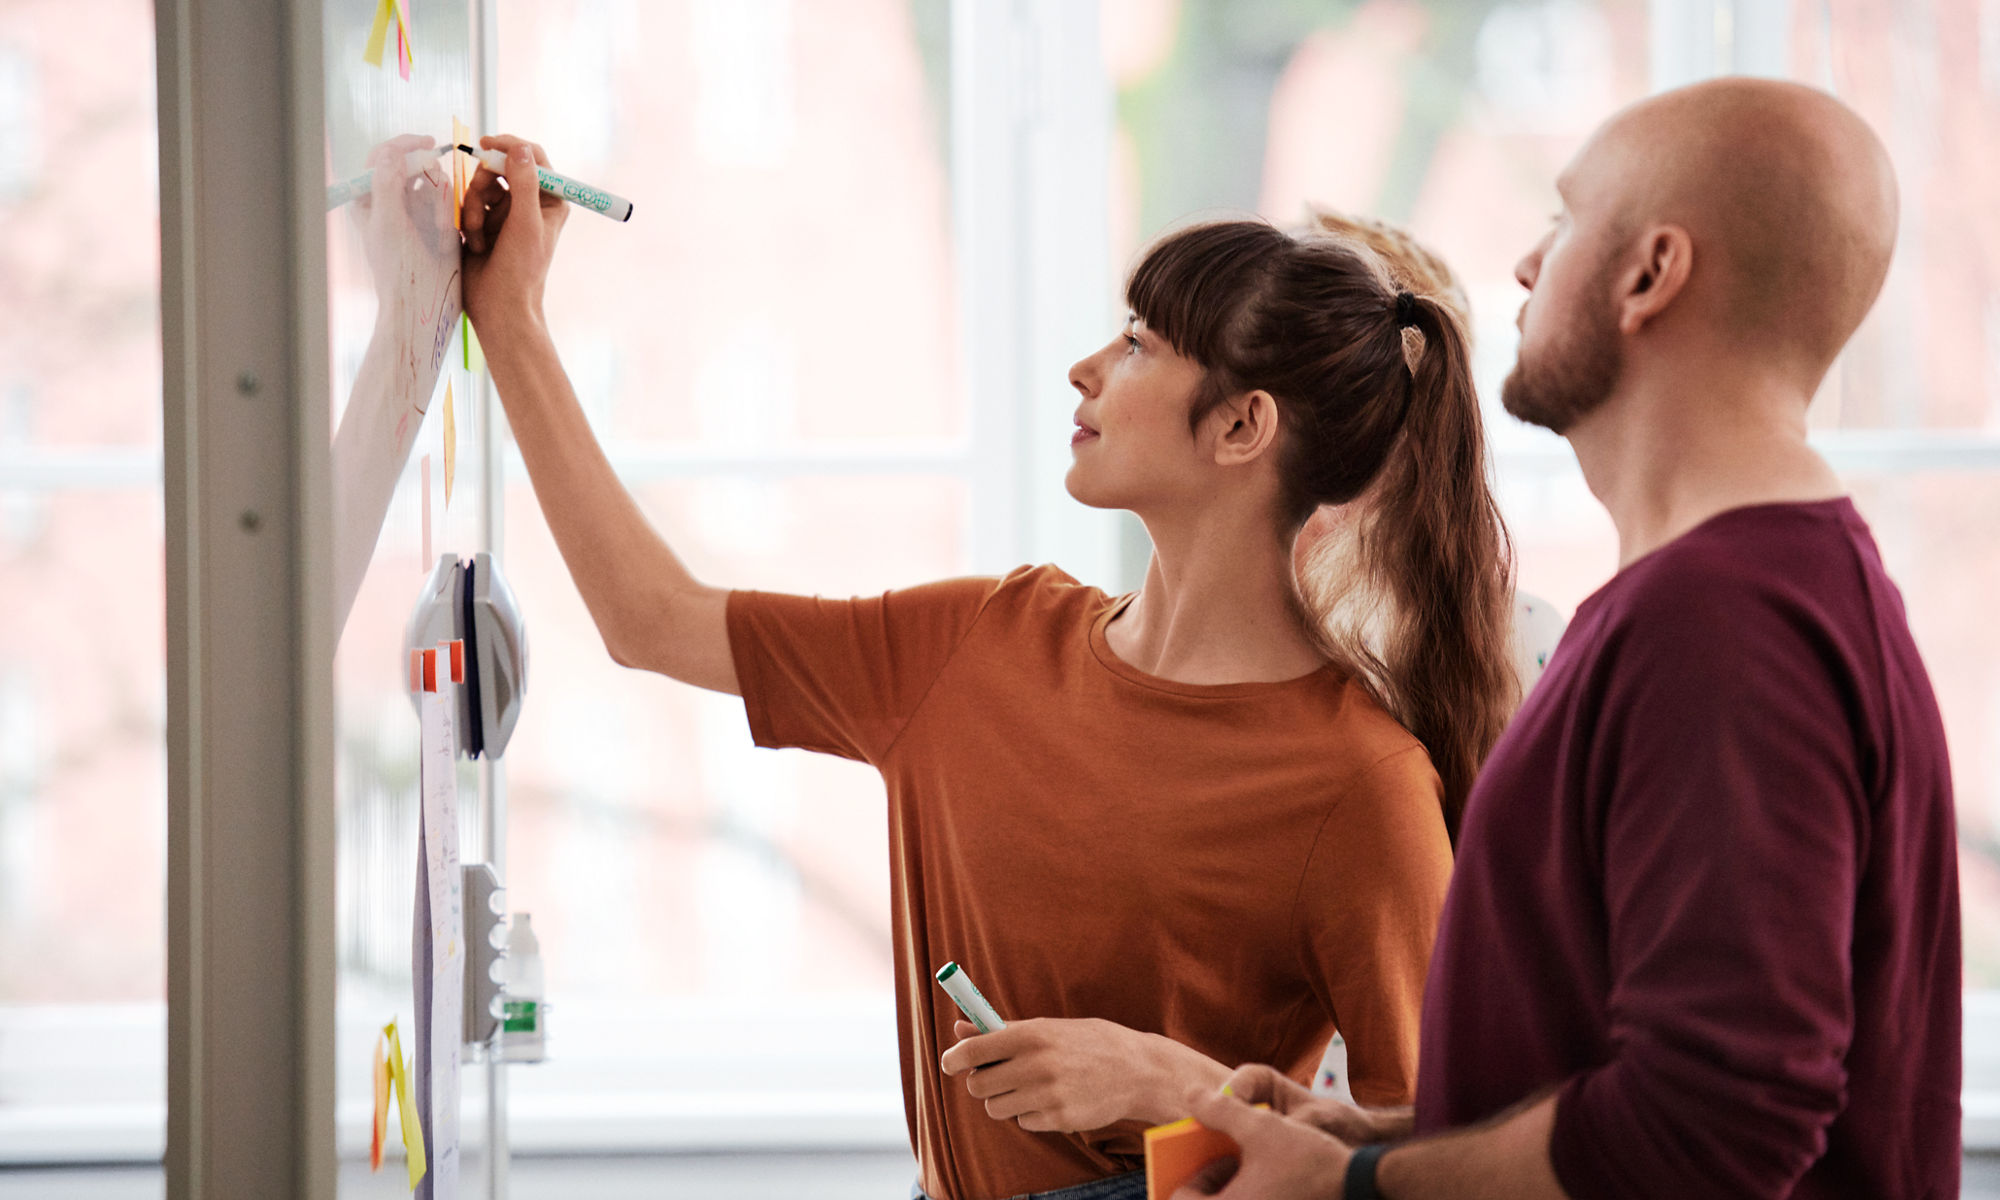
409, 649, 424, 693
451, 116, 472, 228
442, 378, 456, 508
422, 648, 438, 694
370, 1031, 389, 1170
447, 639, 465, 685
1143, 1108, 1266, 1200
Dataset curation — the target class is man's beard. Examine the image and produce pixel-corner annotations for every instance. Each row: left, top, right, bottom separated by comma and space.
1501, 296, 1621, 434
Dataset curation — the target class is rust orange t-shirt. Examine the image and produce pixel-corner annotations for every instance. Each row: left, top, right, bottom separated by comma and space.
727, 565, 1452, 1200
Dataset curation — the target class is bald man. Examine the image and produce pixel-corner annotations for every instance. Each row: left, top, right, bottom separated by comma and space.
1174, 79, 1960, 1200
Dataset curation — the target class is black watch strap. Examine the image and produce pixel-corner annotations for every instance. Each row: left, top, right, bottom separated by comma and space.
1345, 1142, 1389, 1200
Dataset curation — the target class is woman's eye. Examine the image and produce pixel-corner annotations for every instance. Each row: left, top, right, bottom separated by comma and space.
1123, 334, 1140, 352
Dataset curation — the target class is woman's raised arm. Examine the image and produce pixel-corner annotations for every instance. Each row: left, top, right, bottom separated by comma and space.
462, 135, 736, 695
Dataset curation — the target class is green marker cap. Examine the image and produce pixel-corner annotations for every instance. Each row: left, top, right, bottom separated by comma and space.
936, 962, 960, 984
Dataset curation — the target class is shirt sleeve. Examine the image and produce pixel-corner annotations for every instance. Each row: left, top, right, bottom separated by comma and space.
726, 574, 1005, 765
1548, 579, 1866, 1199
1296, 745, 1453, 1107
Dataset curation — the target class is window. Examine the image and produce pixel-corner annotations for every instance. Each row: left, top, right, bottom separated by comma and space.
0, 0, 167, 1161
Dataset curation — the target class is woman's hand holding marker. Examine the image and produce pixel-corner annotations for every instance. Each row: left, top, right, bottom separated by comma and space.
461, 135, 569, 333
939, 1017, 1231, 1134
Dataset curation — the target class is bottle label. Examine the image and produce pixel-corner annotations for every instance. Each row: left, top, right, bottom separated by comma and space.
503, 999, 539, 1034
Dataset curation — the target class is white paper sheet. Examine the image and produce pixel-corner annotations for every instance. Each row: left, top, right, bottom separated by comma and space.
415, 674, 462, 1200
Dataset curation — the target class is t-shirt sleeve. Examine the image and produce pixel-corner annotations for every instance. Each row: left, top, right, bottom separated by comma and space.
1547, 579, 1866, 1199
726, 574, 1004, 764
1296, 745, 1453, 1107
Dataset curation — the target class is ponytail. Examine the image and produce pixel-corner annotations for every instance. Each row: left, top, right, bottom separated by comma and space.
1354, 297, 1516, 836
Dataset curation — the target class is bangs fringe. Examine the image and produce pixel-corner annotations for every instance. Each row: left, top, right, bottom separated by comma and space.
1124, 221, 1290, 368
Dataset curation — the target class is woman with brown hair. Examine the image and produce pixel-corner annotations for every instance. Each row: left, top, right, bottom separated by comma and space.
460, 136, 1514, 1200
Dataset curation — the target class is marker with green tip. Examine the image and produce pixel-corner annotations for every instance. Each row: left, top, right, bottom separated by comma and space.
935, 961, 1007, 1033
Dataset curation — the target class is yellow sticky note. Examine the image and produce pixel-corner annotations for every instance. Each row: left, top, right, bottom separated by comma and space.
362, 0, 395, 67
442, 379, 457, 507
383, 1020, 427, 1188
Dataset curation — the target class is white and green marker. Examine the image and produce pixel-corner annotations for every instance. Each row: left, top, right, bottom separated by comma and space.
935, 961, 1007, 1033
457, 145, 634, 223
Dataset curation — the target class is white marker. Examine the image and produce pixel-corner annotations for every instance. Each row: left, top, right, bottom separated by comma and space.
457, 145, 634, 223
935, 961, 1007, 1033
324, 144, 449, 212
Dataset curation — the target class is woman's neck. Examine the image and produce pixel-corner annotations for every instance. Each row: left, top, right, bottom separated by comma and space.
1105, 507, 1326, 686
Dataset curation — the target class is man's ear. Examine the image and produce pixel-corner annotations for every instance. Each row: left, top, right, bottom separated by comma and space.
1210, 390, 1282, 467
1615, 224, 1693, 336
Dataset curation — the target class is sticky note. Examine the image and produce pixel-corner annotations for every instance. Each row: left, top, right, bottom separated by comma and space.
442, 379, 457, 508
463, 316, 482, 374
370, 1031, 389, 1170
383, 1020, 427, 1188
409, 649, 423, 694
396, 18, 412, 80
447, 639, 465, 684
420, 453, 432, 568
362, 0, 394, 67
1143, 1108, 1265, 1200
452, 116, 472, 229
422, 647, 438, 694
392, 0, 416, 62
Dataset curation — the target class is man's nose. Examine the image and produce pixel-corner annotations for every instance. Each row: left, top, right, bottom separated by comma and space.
1515, 233, 1550, 291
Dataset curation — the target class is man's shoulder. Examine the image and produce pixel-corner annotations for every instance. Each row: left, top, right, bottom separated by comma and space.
1592, 498, 1868, 638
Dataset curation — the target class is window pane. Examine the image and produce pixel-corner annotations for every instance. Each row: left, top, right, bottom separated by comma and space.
0, 0, 164, 1161
1793, 4, 2000, 433
502, 0, 963, 452
1847, 473, 2000, 984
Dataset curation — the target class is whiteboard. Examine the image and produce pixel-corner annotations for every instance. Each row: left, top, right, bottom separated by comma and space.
319, 1, 490, 1198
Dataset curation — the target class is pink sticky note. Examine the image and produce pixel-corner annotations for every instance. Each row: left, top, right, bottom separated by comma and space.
396, 20, 412, 80
420, 453, 433, 568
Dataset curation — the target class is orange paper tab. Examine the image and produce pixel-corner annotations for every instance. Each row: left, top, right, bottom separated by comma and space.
422, 648, 438, 694
370, 1031, 389, 1170
447, 639, 465, 684
409, 649, 424, 694
451, 116, 472, 228
442, 379, 456, 508
1143, 1108, 1266, 1200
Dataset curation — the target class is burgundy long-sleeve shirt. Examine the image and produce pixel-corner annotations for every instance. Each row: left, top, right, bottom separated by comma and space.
1417, 498, 1961, 1198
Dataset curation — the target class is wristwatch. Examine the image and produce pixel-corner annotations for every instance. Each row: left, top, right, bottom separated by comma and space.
1345, 1142, 1389, 1200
